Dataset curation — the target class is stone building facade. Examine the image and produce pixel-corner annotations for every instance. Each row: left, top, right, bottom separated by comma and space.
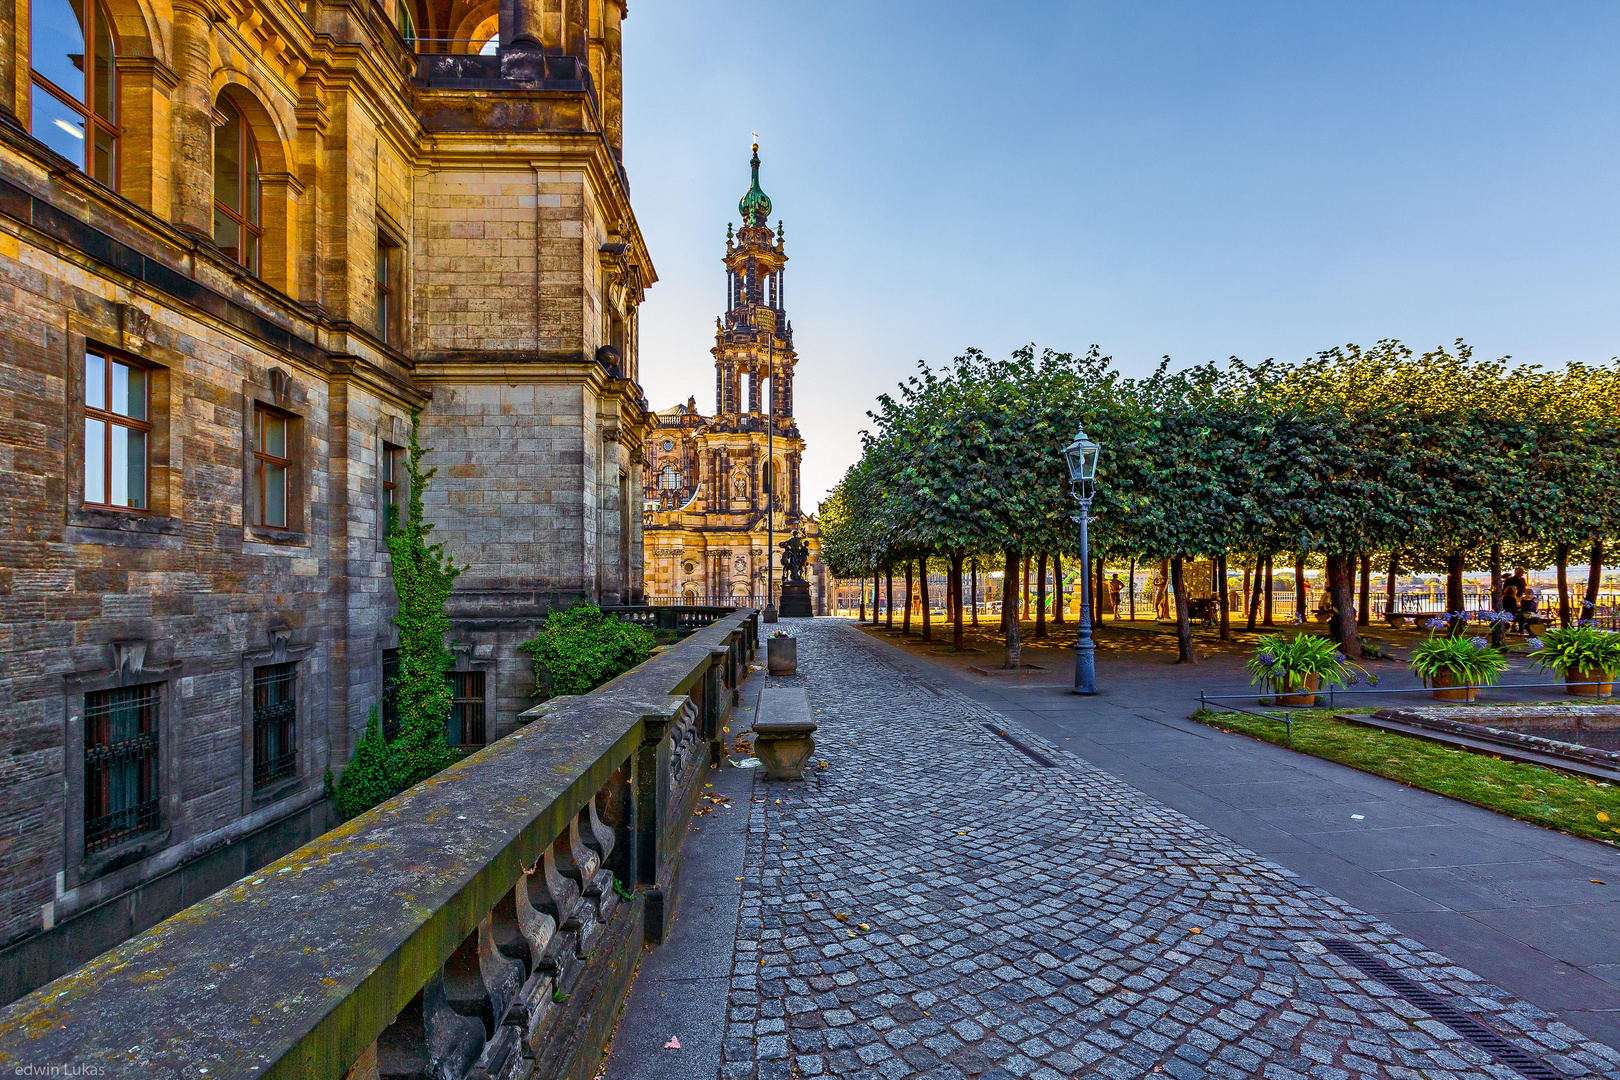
642, 144, 823, 611
0, 0, 652, 1000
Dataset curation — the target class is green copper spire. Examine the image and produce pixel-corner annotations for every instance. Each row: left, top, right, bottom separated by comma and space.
739, 139, 772, 227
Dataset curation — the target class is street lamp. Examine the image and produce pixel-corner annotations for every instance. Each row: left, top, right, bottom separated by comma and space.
1062, 424, 1102, 695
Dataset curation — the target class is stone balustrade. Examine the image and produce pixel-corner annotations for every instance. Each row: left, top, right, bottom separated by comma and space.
0, 610, 758, 1080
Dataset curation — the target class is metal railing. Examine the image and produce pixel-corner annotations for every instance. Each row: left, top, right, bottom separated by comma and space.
0, 611, 760, 1080
603, 603, 738, 635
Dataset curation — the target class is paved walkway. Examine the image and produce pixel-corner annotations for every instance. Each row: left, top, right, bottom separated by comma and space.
608, 619, 1620, 1080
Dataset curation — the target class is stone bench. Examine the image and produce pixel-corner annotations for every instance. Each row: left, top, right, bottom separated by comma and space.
752, 687, 817, 781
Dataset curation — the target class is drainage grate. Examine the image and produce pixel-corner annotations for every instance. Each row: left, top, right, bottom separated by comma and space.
982, 725, 1055, 767
1320, 939, 1561, 1080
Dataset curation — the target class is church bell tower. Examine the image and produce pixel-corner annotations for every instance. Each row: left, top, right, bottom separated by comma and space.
713, 140, 797, 428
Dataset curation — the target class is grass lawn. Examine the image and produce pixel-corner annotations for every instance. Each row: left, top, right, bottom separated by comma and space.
1192, 707, 1620, 845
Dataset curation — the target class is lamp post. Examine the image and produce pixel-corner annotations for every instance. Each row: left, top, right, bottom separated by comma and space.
1062, 424, 1102, 695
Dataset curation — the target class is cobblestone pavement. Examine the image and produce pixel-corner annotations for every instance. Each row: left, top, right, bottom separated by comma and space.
722, 619, 1620, 1080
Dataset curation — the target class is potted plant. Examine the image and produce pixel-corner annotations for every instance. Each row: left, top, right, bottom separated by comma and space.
767, 630, 797, 676
1246, 633, 1367, 706
1408, 635, 1507, 701
1529, 625, 1620, 696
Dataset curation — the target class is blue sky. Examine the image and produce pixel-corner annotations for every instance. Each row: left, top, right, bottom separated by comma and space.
623, 1, 1620, 510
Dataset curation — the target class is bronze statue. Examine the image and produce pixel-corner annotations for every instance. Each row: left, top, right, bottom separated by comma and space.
778, 530, 810, 584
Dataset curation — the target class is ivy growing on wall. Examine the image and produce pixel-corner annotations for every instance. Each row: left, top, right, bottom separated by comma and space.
336, 413, 460, 818
385, 413, 461, 788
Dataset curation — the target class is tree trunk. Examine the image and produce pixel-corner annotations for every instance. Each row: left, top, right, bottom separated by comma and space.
858, 577, 866, 623
903, 561, 913, 635
1446, 551, 1465, 635
1385, 549, 1399, 619
1263, 555, 1274, 626
1052, 553, 1064, 625
1035, 553, 1048, 638
1217, 553, 1231, 641
1022, 554, 1031, 620
885, 565, 894, 630
1584, 538, 1605, 622
1247, 553, 1264, 631
1557, 544, 1571, 627
919, 552, 932, 642
1294, 553, 1306, 621
1092, 554, 1102, 626
970, 558, 978, 627
1242, 563, 1251, 624
1003, 547, 1021, 669
1129, 556, 1137, 621
950, 553, 964, 652
1490, 543, 1502, 610
1326, 553, 1362, 657
1171, 556, 1197, 663
1358, 552, 1371, 627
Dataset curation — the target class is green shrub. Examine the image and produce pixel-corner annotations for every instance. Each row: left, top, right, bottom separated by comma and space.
1409, 635, 1508, 687
1531, 625, 1620, 677
519, 602, 655, 697
337, 707, 396, 822
1245, 632, 1367, 693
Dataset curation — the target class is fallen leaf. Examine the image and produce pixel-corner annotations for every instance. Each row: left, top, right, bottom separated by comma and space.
1594, 880, 1607, 885
858, 923, 870, 931
1599, 811, 1611, 822
664, 1036, 681, 1049
1189, 928, 1202, 934
834, 913, 848, 921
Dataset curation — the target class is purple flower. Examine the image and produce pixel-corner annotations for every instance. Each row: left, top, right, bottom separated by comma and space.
1257, 651, 1277, 668
1578, 620, 1595, 628
1422, 618, 1446, 630
1469, 636, 1488, 649
1367, 673, 1381, 686
1527, 639, 1546, 651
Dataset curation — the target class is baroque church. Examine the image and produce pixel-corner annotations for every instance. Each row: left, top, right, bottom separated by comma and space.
642, 143, 825, 613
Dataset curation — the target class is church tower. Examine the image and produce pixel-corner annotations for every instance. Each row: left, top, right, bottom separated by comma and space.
713, 140, 797, 430
639, 141, 822, 610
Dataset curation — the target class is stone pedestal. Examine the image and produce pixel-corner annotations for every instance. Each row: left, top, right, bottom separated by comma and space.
779, 581, 813, 618
752, 687, 817, 782
767, 636, 796, 675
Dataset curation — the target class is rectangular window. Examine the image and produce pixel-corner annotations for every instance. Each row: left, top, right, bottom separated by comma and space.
254, 407, 291, 528
83, 684, 160, 853
381, 648, 400, 741
382, 441, 403, 532
252, 662, 297, 788
446, 671, 485, 748
375, 235, 398, 344
84, 350, 150, 510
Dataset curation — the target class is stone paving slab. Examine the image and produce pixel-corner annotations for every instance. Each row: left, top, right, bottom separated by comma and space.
718, 619, 1620, 1080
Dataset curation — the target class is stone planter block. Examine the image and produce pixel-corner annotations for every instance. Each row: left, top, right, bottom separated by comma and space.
768, 636, 797, 675
752, 687, 817, 781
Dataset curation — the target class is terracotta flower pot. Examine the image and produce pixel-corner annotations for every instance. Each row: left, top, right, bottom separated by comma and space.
1274, 673, 1319, 707
1565, 666, 1614, 697
1430, 669, 1478, 701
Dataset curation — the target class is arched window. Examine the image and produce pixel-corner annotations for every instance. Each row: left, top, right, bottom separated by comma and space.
478, 35, 498, 55
659, 465, 679, 490
30, 0, 119, 186
395, 0, 417, 47
213, 97, 262, 275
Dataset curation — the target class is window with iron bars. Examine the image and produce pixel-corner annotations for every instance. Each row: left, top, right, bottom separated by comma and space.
381, 648, 400, 741
83, 684, 160, 853
446, 671, 485, 748
252, 663, 297, 789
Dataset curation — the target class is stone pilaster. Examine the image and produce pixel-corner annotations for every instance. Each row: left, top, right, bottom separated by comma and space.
169, 0, 217, 238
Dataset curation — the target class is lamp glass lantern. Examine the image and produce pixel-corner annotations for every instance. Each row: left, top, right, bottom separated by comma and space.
1062, 426, 1101, 495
